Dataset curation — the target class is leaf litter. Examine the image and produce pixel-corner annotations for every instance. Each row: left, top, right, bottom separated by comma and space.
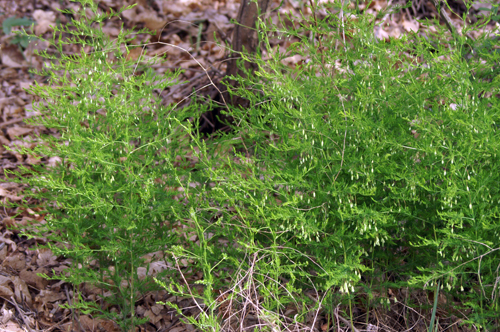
0, 0, 496, 330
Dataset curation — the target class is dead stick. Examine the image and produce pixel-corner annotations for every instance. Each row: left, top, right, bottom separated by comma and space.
10, 296, 35, 332
0, 118, 25, 129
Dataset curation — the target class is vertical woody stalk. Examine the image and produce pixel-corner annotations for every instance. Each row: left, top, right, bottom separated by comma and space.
225, 0, 271, 107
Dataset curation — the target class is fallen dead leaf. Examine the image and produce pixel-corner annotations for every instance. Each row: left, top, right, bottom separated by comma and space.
12, 276, 33, 306
32, 10, 56, 35
6, 126, 32, 139
0, 57, 22, 69
37, 248, 59, 267
25, 154, 41, 165
135, 9, 166, 30
374, 26, 390, 41
20, 268, 49, 290
403, 20, 419, 32
23, 38, 50, 64
137, 267, 147, 281
47, 156, 62, 167
0, 244, 9, 260
161, 2, 192, 16
0, 320, 24, 332
125, 47, 145, 61
101, 24, 121, 37
0, 303, 14, 324
35, 289, 66, 305
151, 303, 163, 315
0, 182, 22, 192
98, 319, 121, 332
79, 315, 98, 332
0, 188, 23, 202
169, 326, 186, 332
18, 81, 32, 90
3, 252, 26, 270
148, 260, 169, 276
0, 275, 14, 298
144, 308, 162, 325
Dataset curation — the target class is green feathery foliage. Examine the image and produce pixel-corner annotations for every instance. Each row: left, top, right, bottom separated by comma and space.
4, 0, 207, 329
4, 0, 500, 330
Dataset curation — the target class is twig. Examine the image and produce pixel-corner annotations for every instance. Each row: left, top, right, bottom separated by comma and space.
0, 118, 25, 129
42, 315, 72, 332
64, 284, 84, 332
432, 0, 475, 41
172, 255, 207, 316
10, 297, 35, 332
334, 305, 360, 332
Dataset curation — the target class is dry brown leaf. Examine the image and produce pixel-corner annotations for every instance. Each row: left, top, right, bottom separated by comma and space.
0, 97, 15, 111
2, 218, 17, 229
148, 260, 169, 276
0, 56, 23, 68
0, 45, 26, 68
403, 20, 419, 32
0, 67, 19, 81
0, 225, 16, 241
388, 26, 403, 38
137, 267, 147, 281
169, 326, 186, 332
12, 276, 32, 306
151, 303, 163, 315
32, 9, 56, 35
0, 275, 14, 298
36, 289, 65, 304
98, 319, 121, 332
162, 2, 192, 16
19, 268, 49, 290
205, 9, 231, 29
142, 250, 164, 263
25, 154, 41, 165
179, 58, 205, 69
37, 248, 58, 267
0, 243, 9, 260
47, 156, 62, 167
79, 315, 98, 332
3, 252, 26, 270
18, 82, 32, 90
121, 5, 138, 21
0, 284, 14, 298
0, 188, 23, 202
23, 104, 42, 118
148, 44, 182, 58
374, 26, 390, 41
0, 304, 14, 324
438, 292, 447, 305
136, 305, 146, 315
101, 25, 121, 37
16, 216, 35, 228
23, 38, 50, 63
3, 104, 24, 119
82, 282, 102, 296
0, 182, 23, 191
144, 308, 162, 325
125, 47, 144, 61
135, 10, 166, 30
282, 54, 305, 67
0, 320, 24, 332
6, 126, 32, 139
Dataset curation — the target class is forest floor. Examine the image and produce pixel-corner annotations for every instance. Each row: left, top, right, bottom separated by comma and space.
0, 0, 498, 331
